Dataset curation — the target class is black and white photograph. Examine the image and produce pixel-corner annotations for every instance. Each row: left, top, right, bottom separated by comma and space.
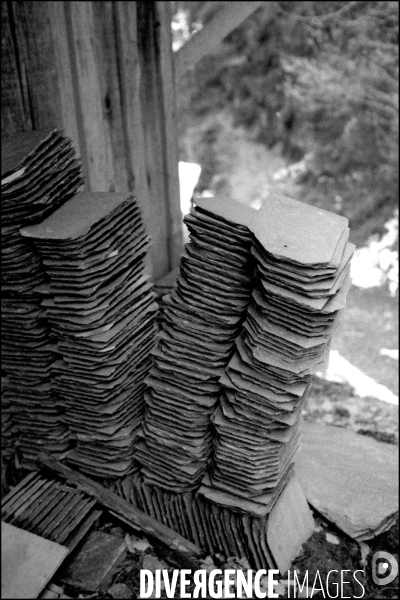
1, 2, 398, 599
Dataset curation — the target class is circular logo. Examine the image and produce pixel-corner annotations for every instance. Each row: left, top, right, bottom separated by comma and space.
371, 551, 398, 586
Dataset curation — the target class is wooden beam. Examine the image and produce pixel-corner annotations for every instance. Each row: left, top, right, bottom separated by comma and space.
114, 1, 153, 278
7, 1, 69, 134
47, 2, 84, 165
66, 1, 116, 192
135, 1, 183, 279
113, 2, 183, 279
114, 2, 152, 233
156, 1, 184, 268
91, 1, 130, 193
174, 1, 269, 82
39, 454, 202, 565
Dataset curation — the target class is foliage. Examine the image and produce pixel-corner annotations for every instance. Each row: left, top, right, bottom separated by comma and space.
278, 2, 398, 194
172, 1, 399, 234
173, 1, 286, 148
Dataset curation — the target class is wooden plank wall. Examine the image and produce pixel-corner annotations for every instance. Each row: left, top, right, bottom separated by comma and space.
1, 0, 182, 279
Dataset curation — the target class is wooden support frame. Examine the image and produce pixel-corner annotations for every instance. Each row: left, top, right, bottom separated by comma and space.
66, 1, 117, 193
114, 1, 150, 224
156, 1, 185, 269
174, 1, 271, 82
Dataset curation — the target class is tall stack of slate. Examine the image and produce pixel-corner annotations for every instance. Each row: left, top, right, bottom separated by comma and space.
1, 130, 82, 467
21, 192, 158, 478
202, 194, 354, 514
132, 193, 353, 569
136, 198, 257, 491
1, 377, 14, 460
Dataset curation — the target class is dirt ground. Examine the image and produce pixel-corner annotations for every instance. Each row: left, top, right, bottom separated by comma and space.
304, 376, 398, 445
60, 507, 399, 599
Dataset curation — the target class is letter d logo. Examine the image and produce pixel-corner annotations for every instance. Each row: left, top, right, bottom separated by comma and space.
372, 551, 398, 586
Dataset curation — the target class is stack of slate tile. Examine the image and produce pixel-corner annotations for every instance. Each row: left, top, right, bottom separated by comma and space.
1, 130, 82, 295
1, 377, 15, 460
1, 299, 71, 466
1, 130, 82, 466
204, 194, 354, 512
2, 471, 102, 550
21, 192, 158, 478
153, 267, 179, 330
114, 194, 352, 570
136, 198, 256, 491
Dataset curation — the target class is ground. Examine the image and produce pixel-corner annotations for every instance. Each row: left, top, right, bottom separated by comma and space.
60, 510, 399, 599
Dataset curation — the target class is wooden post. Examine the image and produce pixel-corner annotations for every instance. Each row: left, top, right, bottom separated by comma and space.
135, 1, 183, 278
47, 2, 84, 170
115, 1, 183, 279
66, 1, 116, 192
156, 1, 184, 269
1, 2, 29, 135
91, 1, 130, 193
114, 1, 154, 277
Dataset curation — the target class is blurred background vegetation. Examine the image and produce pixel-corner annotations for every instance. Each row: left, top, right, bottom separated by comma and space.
172, 1, 398, 247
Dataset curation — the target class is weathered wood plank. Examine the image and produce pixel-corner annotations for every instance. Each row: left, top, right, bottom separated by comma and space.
46, 2, 83, 165
1, 2, 29, 136
114, 1, 154, 277
39, 454, 202, 564
67, 1, 116, 192
174, 1, 267, 82
114, 4, 151, 225
92, 1, 129, 193
10, 1, 63, 131
136, 1, 175, 279
156, 1, 184, 268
